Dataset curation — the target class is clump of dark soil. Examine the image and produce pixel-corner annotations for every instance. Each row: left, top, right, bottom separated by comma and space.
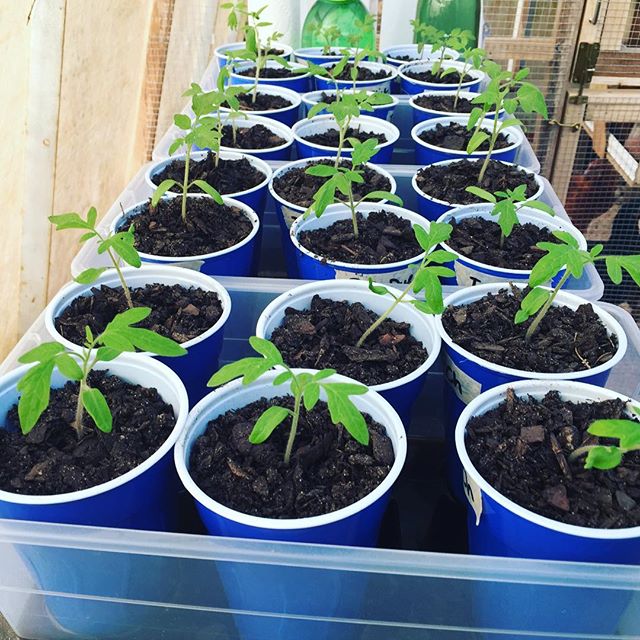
130, 197, 253, 257
448, 217, 558, 270
235, 66, 300, 79
413, 93, 474, 114
55, 284, 223, 346
189, 396, 394, 518
466, 389, 640, 528
273, 159, 392, 208
0, 371, 176, 496
415, 159, 539, 205
271, 295, 428, 385
151, 152, 265, 196
326, 63, 391, 82
442, 287, 617, 373
225, 92, 293, 112
220, 123, 286, 150
299, 209, 421, 265
301, 127, 387, 148
404, 68, 473, 84
418, 122, 510, 152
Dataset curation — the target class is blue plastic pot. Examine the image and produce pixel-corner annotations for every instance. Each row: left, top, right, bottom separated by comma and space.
382, 44, 459, 67
293, 114, 400, 164
268, 157, 397, 278
436, 284, 628, 500
229, 60, 311, 93
436, 203, 587, 287
398, 60, 485, 95
146, 150, 272, 217
302, 89, 399, 121
220, 83, 302, 127
113, 195, 260, 277
255, 280, 441, 428
214, 41, 293, 68
412, 115, 525, 166
294, 46, 349, 66
45, 266, 232, 405
412, 159, 544, 221
409, 90, 504, 126
314, 61, 398, 94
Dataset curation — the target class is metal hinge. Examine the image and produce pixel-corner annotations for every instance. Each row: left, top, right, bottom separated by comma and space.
570, 42, 600, 104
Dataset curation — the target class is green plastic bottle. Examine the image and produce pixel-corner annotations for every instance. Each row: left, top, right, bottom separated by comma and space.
301, 0, 375, 49
415, 0, 481, 47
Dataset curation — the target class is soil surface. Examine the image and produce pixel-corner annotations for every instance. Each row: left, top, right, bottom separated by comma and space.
220, 123, 285, 150
390, 54, 418, 62
55, 283, 223, 346
236, 66, 300, 79
413, 94, 474, 114
466, 389, 640, 528
302, 127, 387, 148
418, 122, 510, 152
326, 63, 391, 81
271, 295, 429, 386
131, 197, 253, 257
0, 371, 176, 496
226, 92, 293, 112
189, 396, 394, 519
404, 68, 472, 84
272, 159, 392, 208
448, 217, 558, 270
415, 159, 539, 205
442, 287, 617, 373
152, 153, 265, 196
299, 209, 421, 264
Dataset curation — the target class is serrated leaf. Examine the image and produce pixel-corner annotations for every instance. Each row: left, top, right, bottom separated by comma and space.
17, 360, 55, 434
208, 357, 265, 387
117, 327, 187, 356
605, 255, 640, 287
74, 267, 108, 285
248, 406, 290, 444
323, 384, 369, 445
18, 342, 65, 364
249, 336, 283, 365
54, 353, 83, 380
493, 200, 518, 238
517, 82, 548, 118
48, 212, 93, 231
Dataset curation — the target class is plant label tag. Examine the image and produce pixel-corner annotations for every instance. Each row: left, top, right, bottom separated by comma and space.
444, 355, 482, 405
166, 259, 204, 272
334, 267, 415, 285
463, 469, 483, 525
281, 204, 301, 229
454, 261, 503, 287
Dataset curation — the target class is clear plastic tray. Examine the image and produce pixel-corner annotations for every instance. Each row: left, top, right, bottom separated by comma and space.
2, 277, 640, 639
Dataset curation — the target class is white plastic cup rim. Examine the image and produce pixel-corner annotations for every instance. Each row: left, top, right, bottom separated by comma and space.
216, 113, 294, 154
255, 279, 442, 394
316, 60, 398, 86
411, 158, 544, 209
174, 369, 407, 531
398, 60, 485, 88
219, 83, 302, 115
302, 89, 400, 112
456, 378, 640, 539
409, 90, 504, 119
268, 156, 398, 215
435, 282, 628, 381
383, 44, 459, 64
294, 46, 352, 62
436, 203, 588, 276
0, 355, 189, 506
215, 42, 294, 62
229, 60, 311, 82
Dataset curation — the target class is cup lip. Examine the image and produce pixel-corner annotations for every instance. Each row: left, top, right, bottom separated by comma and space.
382, 43, 460, 64
44, 265, 233, 353
215, 41, 294, 61
0, 355, 189, 506
398, 60, 485, 89
411, 158, 544, 208
268, 156, 397, 214
435, 282, 628, 380
316, 60, 399, 86
301, 89, 399, 112
217, 113, 294, 154
436, 203, 588, 276
219, 83, 302, 114
112, 194, 261, 262
294, 46, 353, 62
409, 90, 503, 118
456, 378, 640, 539
254, 279, 442, 394
229, 60, 312, 82
173, 369, 408, 531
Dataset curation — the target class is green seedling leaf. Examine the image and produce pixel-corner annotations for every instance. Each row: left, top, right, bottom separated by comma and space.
303, 382, 320, 411
465, 186, 496, 202
362, 191, 403, 205
605, 255, 640, 287
74, 267, 108, 285
584, 446, 623, 470
54, 353, 83, 381
17, 360, 56, 434
152, 179, 178, 207
248, 336, 284, 365
248, 405, 290, 444
174, 113, 192, 130
368, 278, 390, 296
514, 287, 549, 324
82, 387, 113, 433
306, 164, 337, 178
18, 342, 65, 364
466, 129, 490, 154
324, 383, 369, 446
588, 419, 640, 450
191, 180, 224, 204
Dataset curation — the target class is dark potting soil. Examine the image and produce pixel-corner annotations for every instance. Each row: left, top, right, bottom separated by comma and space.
466, 389, 640, 528
326, 63, 390, 82
272, 159, 392, 209
55, 283, 223, 346
413, 93, 474, 114
220, 124, 285, 150
391, 54, 418, 62
404, 68, 472, 84
448, 217, 558, 270
270, 295, 429, 386
418, 122, 510, 152
442, 287, 617, 373
302, 127, 387, 148
152, 153, 265, 196
131, 197, 252, 257
299, 209, 421, 265
189, 396, 394, 519
415, 159, 539, 205
0, 371, 176, 496
236, 66, 299, 79
226, 92, 293, 112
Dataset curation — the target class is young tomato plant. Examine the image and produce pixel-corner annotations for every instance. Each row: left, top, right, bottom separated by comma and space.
304, 137, 402, 238
307, 23, 342, 55
357, 222, 456, 347
515, 232, 640, 340
17, 307, 187, 438
465, 184, 555, 248
49, 207, 141, 309
452, 47, 486, 108
208, 337, 369, 465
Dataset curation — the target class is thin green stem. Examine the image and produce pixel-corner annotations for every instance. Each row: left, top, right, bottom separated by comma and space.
524, 269, 571, 341
94, 228, 134, 309
477, 113, 500, 183
182, 144, 191, 223
283, 391, 302, 465
72, 347, 93, 438
347, 183, 359, 239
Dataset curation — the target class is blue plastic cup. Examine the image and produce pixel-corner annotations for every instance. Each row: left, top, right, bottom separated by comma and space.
409, 90, 504, 126
302, 89, 399, 121
383, 44, 459, 68
220, 83, 302, 127
229, 60, 312, 93
45, 266, 232, 406
436, 283, 628, 501
411, 159, 543, 221
398, 60, 485, 95
314, 61, 398, 94
293, 114, 400, 164
294, 47, 348, 66
412, 115, 525, 166
214, 42, 293, 68
113, 195, 261, 277
146, 149, 272, 217
268, 157, 397, 279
